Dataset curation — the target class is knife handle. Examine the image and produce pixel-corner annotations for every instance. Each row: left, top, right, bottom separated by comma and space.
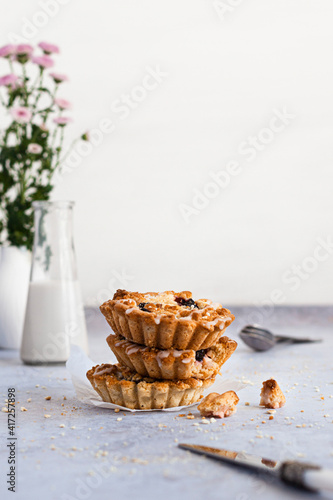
303, 468, 333, 492
280, 461, 333, 492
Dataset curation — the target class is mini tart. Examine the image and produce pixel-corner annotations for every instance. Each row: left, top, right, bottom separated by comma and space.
107, 334, 237, 380
100, 289, 235, 350
86, 363, 214, 409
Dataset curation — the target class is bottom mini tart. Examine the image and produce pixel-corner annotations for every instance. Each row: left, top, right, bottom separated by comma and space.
107, 334, 237, 380
86, 363, 214, 409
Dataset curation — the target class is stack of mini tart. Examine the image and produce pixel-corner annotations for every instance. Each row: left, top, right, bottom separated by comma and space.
87, 290, 237, 410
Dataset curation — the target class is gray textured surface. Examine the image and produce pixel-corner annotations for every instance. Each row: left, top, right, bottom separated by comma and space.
1, 306, 333, 500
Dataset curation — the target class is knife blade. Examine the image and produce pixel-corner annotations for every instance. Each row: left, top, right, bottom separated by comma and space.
178, 443, 333, 493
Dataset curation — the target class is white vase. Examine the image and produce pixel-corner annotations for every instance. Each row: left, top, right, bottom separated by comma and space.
0, 246, 31, 349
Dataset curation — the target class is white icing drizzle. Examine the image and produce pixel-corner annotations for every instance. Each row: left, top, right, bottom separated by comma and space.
116, 298, 136, 306
202, 355, 214, 367
114, 337, 150, 356
172, 350, 184, 358
219, 316, 231, 329
181, 358, 192, 364
154, 316, 161, 325
157, 350, 170, 360
154, 347, 192, 369
156, 349, 191, 361
125, 307, 136, 315
126, 346, 140, 355
202, 318, 220, 328
94, 366, 113, 376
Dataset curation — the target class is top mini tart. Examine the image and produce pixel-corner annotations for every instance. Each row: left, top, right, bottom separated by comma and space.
100, 289, 235, 350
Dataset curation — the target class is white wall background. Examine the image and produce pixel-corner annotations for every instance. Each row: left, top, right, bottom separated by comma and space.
2, 0, 333, 306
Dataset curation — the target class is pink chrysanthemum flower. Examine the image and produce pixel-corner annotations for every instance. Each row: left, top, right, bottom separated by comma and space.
0, 74, 18, 86
27, 143, 43, 154
54, 98, 71, 110
38, 42, 60, 55
32, 55, 54, 69
16, 44, 34, 55
0, 44, 15, 58
49, 72, 69, 83
53, 116, 72, 126
10, 107, 32, 123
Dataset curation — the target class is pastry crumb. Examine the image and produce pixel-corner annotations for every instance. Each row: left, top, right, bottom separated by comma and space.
260, 379, 286, 409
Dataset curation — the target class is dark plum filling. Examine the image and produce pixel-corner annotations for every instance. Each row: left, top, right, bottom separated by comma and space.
175, 297, 199, 309
195, 349, 208, 362
138, 302, 150, 312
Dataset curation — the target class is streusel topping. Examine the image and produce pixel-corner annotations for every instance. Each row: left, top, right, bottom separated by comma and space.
112, 289, 233, 324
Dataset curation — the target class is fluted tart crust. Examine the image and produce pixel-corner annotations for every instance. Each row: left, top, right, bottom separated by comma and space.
100, 289, 235, 350
86, 363, 214, 409
107, 334, 237, 380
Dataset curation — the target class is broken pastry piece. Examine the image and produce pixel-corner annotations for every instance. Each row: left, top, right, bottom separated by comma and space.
197, 390, 239, 418
260, 379, 286, 409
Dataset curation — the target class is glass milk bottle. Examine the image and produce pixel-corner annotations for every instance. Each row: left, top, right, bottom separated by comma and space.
20, 201, 88, 364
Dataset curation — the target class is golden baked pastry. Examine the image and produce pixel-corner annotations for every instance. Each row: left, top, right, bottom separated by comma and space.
197, 390, 239, 418
260, 379, 286, 409
87, 363, 214, 410
107, 334, 237, 380
100, 289, 235, 350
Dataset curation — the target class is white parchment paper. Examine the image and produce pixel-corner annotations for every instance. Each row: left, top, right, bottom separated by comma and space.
66, 345, 247, 412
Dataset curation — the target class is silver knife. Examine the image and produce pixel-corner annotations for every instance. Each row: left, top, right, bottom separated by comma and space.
178, 443, 333, 493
